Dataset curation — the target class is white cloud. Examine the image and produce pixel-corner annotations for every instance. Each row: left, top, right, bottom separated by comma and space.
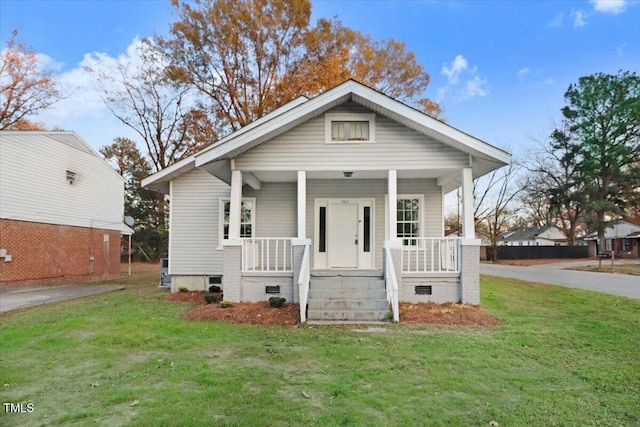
438, 55, 489, 102
591, 0, 626, 14
441, 55, 468, 84
571, 9, 587, 27
460, 76, 489, 100
517, 67, 531, 80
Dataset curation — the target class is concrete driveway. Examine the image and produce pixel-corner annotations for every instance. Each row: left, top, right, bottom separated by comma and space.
480, 261, 640, 299
0, 285, 124, 313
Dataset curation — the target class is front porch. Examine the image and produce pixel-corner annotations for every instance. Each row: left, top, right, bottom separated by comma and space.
222, 233, 479, 322
220, 167, 479, 322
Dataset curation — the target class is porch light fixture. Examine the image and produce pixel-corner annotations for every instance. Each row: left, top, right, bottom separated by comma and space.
343, 171, 353, 178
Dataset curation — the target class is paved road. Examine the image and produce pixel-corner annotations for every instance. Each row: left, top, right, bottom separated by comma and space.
0, 285, 124, 313
480, 262, 640, 299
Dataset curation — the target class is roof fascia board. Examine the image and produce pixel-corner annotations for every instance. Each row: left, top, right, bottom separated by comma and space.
195, 83, 358, 167
141, 95, 309, 190
350, 89, 511, 165
141, 156, 196, 189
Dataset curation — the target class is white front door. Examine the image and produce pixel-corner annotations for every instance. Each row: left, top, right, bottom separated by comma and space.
328, 202, 359, 268
315, 198, 375, 270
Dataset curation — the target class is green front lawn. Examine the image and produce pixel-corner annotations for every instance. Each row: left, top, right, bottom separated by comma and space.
1, 271, 638, 426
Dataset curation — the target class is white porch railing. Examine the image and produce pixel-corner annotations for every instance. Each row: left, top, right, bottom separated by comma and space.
242, 238, 293, 272
384, 243, 400, 322
402, 238, 461, 273
297, 242, 311, 323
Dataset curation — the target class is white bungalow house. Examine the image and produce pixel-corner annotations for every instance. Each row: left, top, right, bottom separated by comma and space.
142, 80, 511, 322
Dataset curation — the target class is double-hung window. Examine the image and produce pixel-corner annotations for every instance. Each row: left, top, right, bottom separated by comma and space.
219, 198, 255, 247
397, 196, 422, 246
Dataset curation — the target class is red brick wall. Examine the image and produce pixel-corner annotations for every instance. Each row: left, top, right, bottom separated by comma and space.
0, 219, 121, 285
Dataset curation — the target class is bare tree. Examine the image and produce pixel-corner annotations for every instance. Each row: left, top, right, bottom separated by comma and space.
474, 162, 524, 261
86, 39, 216, 172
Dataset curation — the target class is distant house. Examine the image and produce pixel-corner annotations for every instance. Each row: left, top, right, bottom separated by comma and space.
586, 218, 640, 259
142, 80, 511, 322
0, 131, 132, 286
500, 226, 567, 247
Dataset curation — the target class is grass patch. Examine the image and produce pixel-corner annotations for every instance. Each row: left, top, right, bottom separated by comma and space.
568, 262, 640, 275
1, 270, 639, 426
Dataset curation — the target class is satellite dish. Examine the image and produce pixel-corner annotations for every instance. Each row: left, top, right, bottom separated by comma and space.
124, 216, 135, 227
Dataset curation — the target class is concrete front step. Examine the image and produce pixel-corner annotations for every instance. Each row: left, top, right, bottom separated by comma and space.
307, 275, 389, 321
307, 309, 390, 321
308, 298, 389, 311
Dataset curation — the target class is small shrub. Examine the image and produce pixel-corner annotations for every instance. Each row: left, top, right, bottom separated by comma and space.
209, 285, 222, 293
269, 296, 286, 308
178, 287, 189, 293
204, 294, 220, 304
219, 300, 234, 308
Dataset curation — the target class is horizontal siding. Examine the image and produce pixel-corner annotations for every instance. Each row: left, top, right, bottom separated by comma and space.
306, 178, 442, 269
170, 169, 229, 275
244, 182, 297, 238
169, 176, 297, 275
0, 134, 124, 231
235, 104, 469, 171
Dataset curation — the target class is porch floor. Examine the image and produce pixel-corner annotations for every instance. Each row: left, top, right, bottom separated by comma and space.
311, 270, 383, 278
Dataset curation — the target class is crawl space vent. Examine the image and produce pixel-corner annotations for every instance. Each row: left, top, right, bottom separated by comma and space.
265, 285, 281, 294
208, 276, 222, 285
415, 285, 432, 295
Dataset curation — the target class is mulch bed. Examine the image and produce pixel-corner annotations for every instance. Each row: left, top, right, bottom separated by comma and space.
399, 302, 500, 326
164, 291, 500, 327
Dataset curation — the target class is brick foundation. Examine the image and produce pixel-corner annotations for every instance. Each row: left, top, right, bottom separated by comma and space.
0, 219, 121, 286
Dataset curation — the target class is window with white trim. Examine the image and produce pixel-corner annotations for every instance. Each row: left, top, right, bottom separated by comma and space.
397, 197, 420, 246
325, 113, 375, 143
219, 198, 255, 246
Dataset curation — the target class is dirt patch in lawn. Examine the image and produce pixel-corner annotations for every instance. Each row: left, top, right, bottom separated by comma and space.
400, 302, 500, 326
166, 291, 499, 327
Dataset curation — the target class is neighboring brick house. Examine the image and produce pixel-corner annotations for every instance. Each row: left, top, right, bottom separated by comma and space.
586, 218, 640, 259
0, 131, 132, 286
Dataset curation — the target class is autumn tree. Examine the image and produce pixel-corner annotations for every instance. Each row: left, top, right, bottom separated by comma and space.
100, 137, 168, 261
159, 0, 441, 133
553, 71, 640, 251
0, 30, 60, 130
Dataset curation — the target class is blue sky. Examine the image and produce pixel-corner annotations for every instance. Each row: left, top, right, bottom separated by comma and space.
1, 0, 638, 157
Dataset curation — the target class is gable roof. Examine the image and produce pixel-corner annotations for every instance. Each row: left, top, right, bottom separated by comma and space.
143, 80, 511, 193
500, 226, 565, 242
0, 130, 125, 183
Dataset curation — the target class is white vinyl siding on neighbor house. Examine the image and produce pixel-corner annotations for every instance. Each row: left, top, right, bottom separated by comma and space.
306, 179, 442, 269
234, 104, 469, 171
169, 169, 229, 275
0, 132, 124, 232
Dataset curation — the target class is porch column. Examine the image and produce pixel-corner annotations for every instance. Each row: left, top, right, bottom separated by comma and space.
229, 169, 243, 240
460, 167, 480, 305
297, 171, 306, 239
388, 169, 398, 244
461, 167, 474, 239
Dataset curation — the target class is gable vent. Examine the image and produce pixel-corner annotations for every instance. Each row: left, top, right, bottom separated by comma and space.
66, 170, 76, 184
